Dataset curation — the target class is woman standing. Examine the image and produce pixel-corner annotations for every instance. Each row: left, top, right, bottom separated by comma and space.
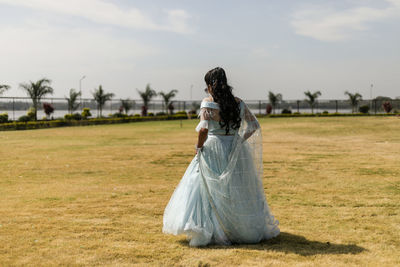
163, 67, 279, 246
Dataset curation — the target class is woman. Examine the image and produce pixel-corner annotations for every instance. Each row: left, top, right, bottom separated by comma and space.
163, 67, 279, 246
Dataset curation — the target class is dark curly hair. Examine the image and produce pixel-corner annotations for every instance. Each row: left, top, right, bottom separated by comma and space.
204, 67, 241, 134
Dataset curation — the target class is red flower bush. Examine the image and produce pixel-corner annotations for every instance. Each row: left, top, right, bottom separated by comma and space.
383, 101, 392, 113
42, 102, 55, 118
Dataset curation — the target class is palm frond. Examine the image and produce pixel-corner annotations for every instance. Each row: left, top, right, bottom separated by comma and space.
137, 84, 157, 107
19, 78, 54, 120
65, 89, 81, 113
0, 84, 10, 95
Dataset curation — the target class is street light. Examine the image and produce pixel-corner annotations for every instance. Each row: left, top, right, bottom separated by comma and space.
79, 75, 86, 109
370, 83, 373, 99
370, 83, 374, 111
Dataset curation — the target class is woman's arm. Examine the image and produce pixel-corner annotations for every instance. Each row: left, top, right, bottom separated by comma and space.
196, 128, 208, 154
243, 128, 256, 140
195, 100, 214, 154
242, 101, 260, 141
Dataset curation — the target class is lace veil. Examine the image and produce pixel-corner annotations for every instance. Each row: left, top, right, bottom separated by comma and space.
198, 100, 263, 182
197, 100, 270, 243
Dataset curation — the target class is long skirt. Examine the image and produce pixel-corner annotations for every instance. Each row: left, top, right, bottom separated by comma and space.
162, 134, 279, 246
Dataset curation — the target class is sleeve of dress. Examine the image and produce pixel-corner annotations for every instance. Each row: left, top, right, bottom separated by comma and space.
243, 102, 260, 132
195, 102, 214, 132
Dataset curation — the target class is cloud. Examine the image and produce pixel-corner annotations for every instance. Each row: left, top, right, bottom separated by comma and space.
163, 9, 192, 34
0, 22, 168, 98
0, 25, 159, 66
0, 22, 161, 95
291, 0, 400, 41
0, 0, 191, 34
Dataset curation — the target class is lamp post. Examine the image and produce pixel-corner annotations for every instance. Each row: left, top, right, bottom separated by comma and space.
370, 84, 373, 99
370, 83, 373, 111
79, 75, 86, 110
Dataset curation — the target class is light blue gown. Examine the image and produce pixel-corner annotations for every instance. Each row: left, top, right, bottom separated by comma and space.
163, 100, 279, 246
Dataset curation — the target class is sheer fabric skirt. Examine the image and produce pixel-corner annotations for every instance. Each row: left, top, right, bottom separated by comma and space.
162, 134, 280, 246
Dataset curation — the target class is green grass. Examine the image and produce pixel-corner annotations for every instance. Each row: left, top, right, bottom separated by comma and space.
0, 117, 399, 266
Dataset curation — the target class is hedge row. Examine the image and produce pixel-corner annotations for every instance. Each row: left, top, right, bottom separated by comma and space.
1, 112, 399, 131
0, 114, 197, 131
258, 112, 400, 118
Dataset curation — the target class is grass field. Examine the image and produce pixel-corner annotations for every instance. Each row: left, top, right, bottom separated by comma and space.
1, 117, 399, 266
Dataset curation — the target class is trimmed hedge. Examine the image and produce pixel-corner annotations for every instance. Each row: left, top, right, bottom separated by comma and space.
0, 113, 8, 123
1, 112, 399, 131
0, 114, 197, 131
256, 112, 400, 118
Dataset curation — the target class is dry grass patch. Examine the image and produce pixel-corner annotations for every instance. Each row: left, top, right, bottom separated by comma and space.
0, 117, 399, 266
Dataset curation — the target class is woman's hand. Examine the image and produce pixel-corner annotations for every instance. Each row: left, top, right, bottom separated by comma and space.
196, 128, 208, 155
195, 144, 204, 155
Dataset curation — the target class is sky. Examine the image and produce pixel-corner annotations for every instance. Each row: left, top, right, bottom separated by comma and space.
0, 0, 399, 100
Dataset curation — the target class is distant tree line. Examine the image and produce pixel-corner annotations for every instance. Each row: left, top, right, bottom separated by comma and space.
266, 90, 399, 114
1, 78, 399, 122
0, 78, 180, 121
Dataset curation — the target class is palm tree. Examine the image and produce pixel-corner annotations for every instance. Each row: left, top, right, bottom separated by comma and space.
137, 84, 157, 116
304, 90, 322, 114
19, 78, 54, 120
120, 99, 134, 115
65, 89, 81, 114
159, 89, 178, 114
92, 85, 114, 117
0, 84, 10, 96
268, 91, 282, 114
345, 91, 362, 113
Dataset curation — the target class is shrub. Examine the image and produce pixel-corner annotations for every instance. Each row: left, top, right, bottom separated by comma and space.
188, 110, 197, 116
175, 111, 187, 115
172, 114, 189, 119
65, 113, 82, 120
112, 113, 128, 118
168, 103, 174, 115
359, 105, 370, 114
133, 114, 140, 117
141, 106, 148, 116
0, 113, 8, 123
322, 110, 329, 115
281, 108, 292, 114
266, 104, 272, 115
156, 112, 166, 116
293, 112, 300, 115
72, 113, 82, 120
383, 101, 392, 113
81, 108, 92, 119
18, 115, 31, 122
43, 102, 55, 118
27, 107, 36, 120
64, 114, 73, 120
148, 112, 154, 116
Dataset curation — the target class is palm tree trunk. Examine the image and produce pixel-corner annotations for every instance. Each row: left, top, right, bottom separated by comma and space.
33, 100, 38, 121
